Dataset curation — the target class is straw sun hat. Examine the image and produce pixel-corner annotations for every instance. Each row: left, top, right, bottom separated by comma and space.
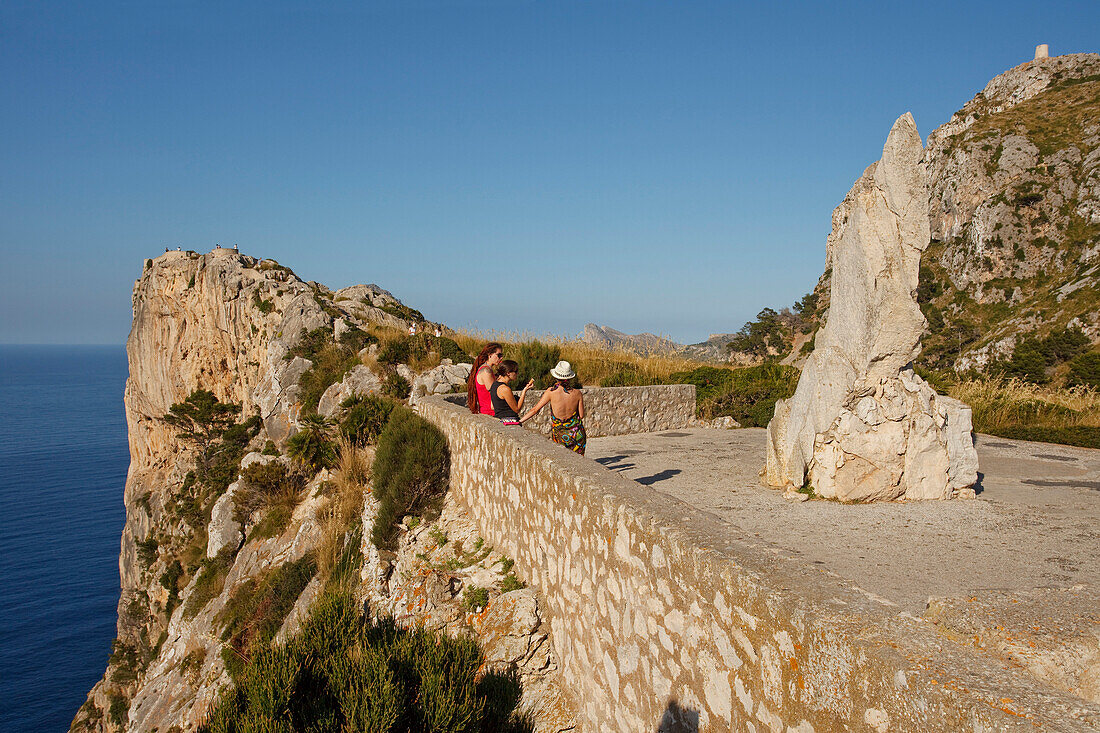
550, 360, 576, 381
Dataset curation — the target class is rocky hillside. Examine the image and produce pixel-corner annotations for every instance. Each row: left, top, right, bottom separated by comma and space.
724, 50, 1100, 384
72, 248, 574, 732
920, 50, 1100, 378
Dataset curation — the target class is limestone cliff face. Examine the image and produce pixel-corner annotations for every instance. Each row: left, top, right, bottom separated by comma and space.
72, 249, 572, 733
75, 249, 336, 731
920, 51, 1100, 370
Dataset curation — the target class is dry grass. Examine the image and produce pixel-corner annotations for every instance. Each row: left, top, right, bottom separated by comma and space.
317, 438, 372, 578
453, 329, 705, 385
949, 376, 1100, 429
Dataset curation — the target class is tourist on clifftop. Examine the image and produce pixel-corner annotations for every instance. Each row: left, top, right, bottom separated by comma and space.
466, 342, 504, 416
490, 360, 534, 426
520, 361, 586, 455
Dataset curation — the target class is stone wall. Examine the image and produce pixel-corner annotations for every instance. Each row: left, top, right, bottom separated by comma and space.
444, 384, 696, 438
417, 394, 1097, 732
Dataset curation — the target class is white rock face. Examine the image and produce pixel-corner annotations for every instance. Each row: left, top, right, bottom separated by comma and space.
317, 364, 383, 417
408, 360, 472, 406
766, 113, 979, 501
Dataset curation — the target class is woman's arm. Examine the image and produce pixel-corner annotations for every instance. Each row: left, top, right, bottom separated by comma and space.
519, 388, 551, 423
497, 382, 521, 412
577, 391, 585, 420
515, 379, 534, 410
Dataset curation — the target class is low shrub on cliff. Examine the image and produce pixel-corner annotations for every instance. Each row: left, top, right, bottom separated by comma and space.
201, 590, 531, 733
436, 336, 470, 364
381, 371, 411, 400
370, 407, 450, 551
292, 326, 379, 414
234, 460, 308, 539
339, 394, 396, 445
183, 549, 236, 619
218, 554, 318, 675
286, 414, 337, 471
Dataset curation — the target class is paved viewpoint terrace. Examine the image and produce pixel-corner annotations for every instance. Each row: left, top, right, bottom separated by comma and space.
588, 428, 1100, 614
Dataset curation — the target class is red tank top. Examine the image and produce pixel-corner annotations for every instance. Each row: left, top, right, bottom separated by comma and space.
475, 368, 495, 416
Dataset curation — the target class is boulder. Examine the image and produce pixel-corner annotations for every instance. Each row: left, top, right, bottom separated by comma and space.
766, 113, 978, 501
317, 364, 382, 417
409, 360, 472, 406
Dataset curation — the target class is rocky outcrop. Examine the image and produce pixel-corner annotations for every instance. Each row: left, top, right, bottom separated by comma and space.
74, 248, 573, 733
316, 364, 382, 417
582, 323, 681, 355
359, 493, 576, 731
920, 51, 1100, 369
766, 114, 979, 501
408, 360, 471, 406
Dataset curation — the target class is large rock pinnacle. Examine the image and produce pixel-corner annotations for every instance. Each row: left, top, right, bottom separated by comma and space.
765, 113, 979, 501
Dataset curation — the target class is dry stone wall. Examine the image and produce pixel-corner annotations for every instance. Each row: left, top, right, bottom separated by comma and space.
417, 394, 1100, 732
444, 384, 696, 438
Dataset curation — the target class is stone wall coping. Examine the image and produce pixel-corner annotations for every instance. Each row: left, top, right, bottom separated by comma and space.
419, 394, 1100, 730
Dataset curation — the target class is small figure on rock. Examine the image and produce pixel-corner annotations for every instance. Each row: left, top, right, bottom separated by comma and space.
521, 361, 587, 455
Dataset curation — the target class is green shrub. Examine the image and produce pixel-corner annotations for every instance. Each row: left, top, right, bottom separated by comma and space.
382, 372, 411, 400
669, 363, 799, 426
435, 336, 470, 363
378, 301, 426, 323
233, 461, 308, 536
201, 590, 530, 733
512, 340, 563, 389
251, 292, 274, 314
160, 560, 184, 614
371, 407, 450, 550
286, 414, 337, 471
340, 394, 397, 445
291, 326, 378, 414
500, 574, 525, 593
218, 554, 318, 666
1067, 351, 1100, 389
183, 550, 235, 618
378, 337, 412, 365
135, 534, 159, 566
261, 440, 280, 456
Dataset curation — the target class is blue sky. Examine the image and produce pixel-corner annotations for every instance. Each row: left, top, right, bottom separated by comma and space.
2, 1, 1097, 345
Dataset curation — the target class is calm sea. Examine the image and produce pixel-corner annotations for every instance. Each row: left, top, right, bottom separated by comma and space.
0, 345, 129, 732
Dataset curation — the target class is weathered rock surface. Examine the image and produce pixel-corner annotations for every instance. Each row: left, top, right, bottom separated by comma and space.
74, 248, 574, 733
360, 493, 577, 731
316, 364, 382, 416
766, 114, 979, 501
925, 586, 1100, 704
408, 359, 472, 406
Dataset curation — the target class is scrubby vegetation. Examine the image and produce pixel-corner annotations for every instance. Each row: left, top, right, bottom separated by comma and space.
286, 414, 338, 471
948, 376, 1100, 448
672, 363, 800, 425
201, 590, 531, 733
290, 326, 378, 414
233, 461, 308, 540
218, 554, 318, 679
370, 407, 450, 550
339, 394, 397, 445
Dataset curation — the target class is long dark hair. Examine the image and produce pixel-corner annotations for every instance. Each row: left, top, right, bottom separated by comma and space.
494, 360, 519, 378
467, 342, 503, 413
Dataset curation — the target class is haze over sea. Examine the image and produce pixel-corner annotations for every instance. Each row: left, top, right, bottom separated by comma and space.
0, 346, 129, 733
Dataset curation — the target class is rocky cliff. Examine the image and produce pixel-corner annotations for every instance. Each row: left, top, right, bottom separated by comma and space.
72, 249, 574, 732
727, 50, 1100, 379
920, 50, 1100, 374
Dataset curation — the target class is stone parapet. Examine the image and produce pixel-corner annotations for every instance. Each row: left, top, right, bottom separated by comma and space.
417, 394, 1100, 732
444, 383, 696, 438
